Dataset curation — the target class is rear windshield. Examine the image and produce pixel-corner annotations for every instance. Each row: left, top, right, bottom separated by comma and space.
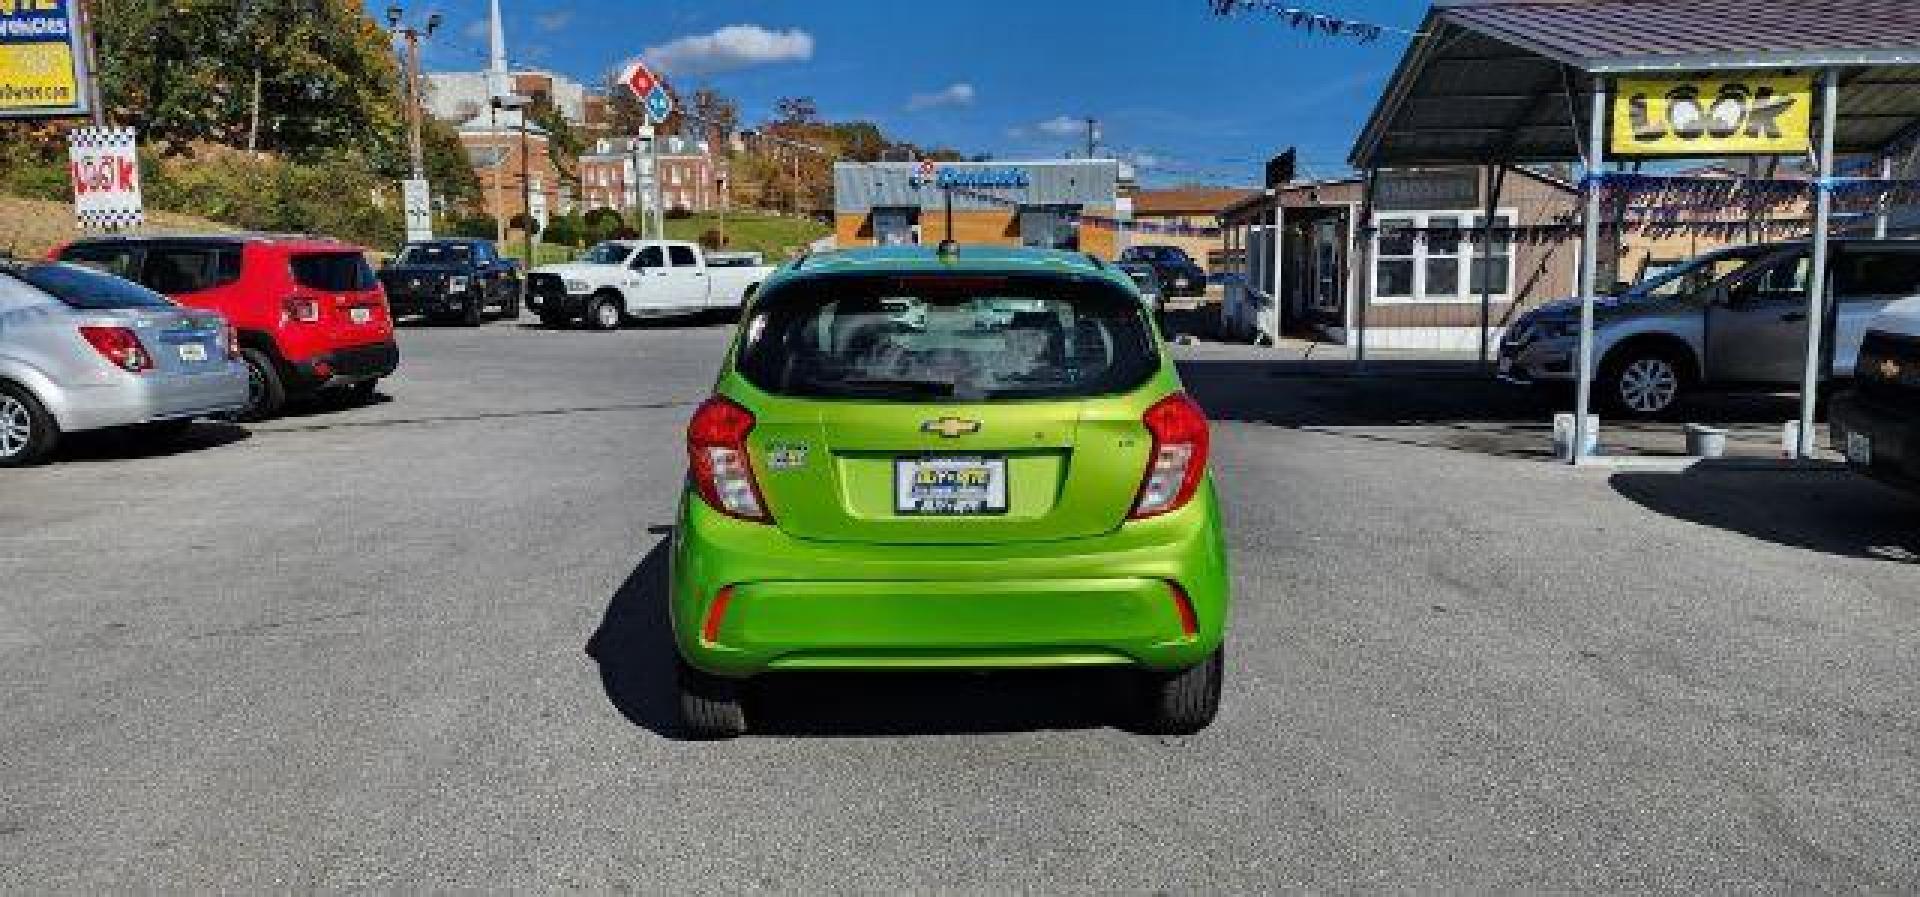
736, 274, 1158, 401
395, 243, 472, 265
7, 263, 176, 310
290, 252, 377, 291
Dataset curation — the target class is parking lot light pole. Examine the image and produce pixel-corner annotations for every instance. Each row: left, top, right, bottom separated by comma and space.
1796, 67, 1841, 460
1572, 79, 1609, 465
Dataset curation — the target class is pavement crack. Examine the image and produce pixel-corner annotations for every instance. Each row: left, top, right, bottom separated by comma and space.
187, 610, 370, 639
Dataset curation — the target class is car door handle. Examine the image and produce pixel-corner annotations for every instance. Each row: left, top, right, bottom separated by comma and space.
1781, 311, 1808, 322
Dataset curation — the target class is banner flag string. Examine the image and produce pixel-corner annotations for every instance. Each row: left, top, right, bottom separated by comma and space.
1205, 0, 1416, 43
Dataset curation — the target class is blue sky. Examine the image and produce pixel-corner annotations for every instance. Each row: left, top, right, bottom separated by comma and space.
389, 0, 1427, 186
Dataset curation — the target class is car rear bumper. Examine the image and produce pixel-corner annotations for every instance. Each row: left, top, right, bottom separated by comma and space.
1830, 391, 1920, 494
55, 363, 249, 432
287, 340, 399, 390
670, 488, 1230, 677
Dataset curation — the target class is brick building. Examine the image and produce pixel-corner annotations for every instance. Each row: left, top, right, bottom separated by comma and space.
575, 136, 727, 215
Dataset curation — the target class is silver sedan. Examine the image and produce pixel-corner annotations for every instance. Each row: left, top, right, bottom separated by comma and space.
0, 261, 248, 466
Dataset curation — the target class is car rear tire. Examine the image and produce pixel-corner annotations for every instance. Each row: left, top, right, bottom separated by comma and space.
499, 281, 521, 319
675, 658, 746, 739
237, 348, 286, 422
587, 295, 623, 332
1132, 648, 1223, 735
1600, 347, 1689, 420
0, 382, 57, 467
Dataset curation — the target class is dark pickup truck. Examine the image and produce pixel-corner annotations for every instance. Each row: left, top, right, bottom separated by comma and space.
378, 238, 521, 326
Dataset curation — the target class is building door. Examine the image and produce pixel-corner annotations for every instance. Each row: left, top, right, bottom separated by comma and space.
1019, 205, 1082, 251
872, 207, 919, 246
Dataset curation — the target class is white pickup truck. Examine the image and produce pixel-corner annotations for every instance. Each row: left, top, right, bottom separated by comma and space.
525, 240, 775, 330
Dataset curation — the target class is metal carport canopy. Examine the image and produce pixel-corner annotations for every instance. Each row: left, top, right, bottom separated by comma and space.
1349, 0, 1920, 169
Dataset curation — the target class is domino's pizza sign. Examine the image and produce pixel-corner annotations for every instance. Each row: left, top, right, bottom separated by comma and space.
68, 125, 142, 230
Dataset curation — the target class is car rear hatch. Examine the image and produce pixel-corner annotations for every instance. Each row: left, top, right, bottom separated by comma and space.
726, 271, 1161, 545
290, 251, 393, 343
110, 307, 232, 375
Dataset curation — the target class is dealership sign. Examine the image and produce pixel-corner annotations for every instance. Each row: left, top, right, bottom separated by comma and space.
1611, 74, 1811, 156
68, 126, 142, 230
0, 0, 88, 117
934, 167, 1030, 189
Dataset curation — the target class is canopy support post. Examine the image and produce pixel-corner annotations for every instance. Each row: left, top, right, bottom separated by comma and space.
1355, 168, 1379, 369
1478, 163, 1508, 370
1796, 67, 1841, 460
1572, 80, 1608, 464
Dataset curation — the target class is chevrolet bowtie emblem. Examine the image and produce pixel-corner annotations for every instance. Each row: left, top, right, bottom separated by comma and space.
1881, 358, 1902, 381
921, 417, 981, 438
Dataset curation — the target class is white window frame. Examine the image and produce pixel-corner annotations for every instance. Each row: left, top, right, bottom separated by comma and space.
1369, 209, 1517, 305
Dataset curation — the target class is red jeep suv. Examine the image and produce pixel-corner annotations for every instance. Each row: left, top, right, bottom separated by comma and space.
55, 235, 399, 420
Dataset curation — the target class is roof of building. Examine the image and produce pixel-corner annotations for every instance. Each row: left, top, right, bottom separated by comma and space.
1352, 0, 1920, 167
1131, 187, 1261, 216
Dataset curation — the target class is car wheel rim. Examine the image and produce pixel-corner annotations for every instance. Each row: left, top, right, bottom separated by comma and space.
598, 304, 619, 328
0, 395, 30, 458
1620, 358, 1678, 412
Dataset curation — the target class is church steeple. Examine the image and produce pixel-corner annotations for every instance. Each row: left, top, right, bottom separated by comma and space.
486, 0, 508, 99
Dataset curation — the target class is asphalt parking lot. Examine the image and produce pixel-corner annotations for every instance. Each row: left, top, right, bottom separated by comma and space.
3, 316, 1918, 890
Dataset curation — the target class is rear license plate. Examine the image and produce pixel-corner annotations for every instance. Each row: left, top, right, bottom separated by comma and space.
1846, 430, 1873, 465
895, 456, 1007, 515
349, 307, 372, 324
177, 342, 209, 362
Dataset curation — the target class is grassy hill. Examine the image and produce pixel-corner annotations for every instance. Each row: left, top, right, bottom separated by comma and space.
2, 195, 237, 259
502, 211, 832, 266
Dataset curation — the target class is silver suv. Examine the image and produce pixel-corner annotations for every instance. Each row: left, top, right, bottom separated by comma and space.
1499, 240, 1920, 417
0, 261, 247, 466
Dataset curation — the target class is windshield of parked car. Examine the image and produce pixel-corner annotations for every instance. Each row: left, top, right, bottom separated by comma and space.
7, 262, 177, 310
581, 243, 632, 265
736, 274, 1158, 401
1626, 247, 1770, 300
396, 243, 473, 265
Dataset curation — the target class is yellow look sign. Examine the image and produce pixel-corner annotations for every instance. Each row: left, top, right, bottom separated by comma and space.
1610, 74, 1813, 156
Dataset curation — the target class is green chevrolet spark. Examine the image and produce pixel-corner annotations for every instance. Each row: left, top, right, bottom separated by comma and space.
671, 245, 1230, 737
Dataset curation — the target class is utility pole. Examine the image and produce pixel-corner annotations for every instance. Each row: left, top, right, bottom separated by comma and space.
384, 5, 441, 181
1085, 117, 1099, 159
76, 0, 106, 125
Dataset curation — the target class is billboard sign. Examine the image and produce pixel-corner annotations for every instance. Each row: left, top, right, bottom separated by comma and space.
1611, 74, 1812, 156
68, 125, 142, 230
1, 0, 88, 118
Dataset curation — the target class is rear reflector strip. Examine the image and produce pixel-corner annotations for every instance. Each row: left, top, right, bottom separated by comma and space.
1168, 581, 1199, 638
702, 585, 736, 644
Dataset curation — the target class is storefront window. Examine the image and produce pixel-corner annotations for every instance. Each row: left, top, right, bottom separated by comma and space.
1373, 211, 1514, 302
872, 207, 919, 246
1020, 205, 1082, 251
1375, 218, 1415, 299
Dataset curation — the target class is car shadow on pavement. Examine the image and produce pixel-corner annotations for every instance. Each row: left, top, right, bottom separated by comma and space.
52, 420, 251, 463
1611, 462, 1920, 563
1178, 359, 1813, 461
586, 538, 1119, 739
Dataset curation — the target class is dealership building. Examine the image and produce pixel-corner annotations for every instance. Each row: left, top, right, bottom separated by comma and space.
832, 160, 1124, 258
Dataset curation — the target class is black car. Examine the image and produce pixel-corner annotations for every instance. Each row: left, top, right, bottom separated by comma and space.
1119, 245, 1208, 297
1830, 305, 1920, 496
378, 239, 521, 326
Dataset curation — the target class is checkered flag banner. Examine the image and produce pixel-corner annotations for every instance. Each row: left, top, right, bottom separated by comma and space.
68, 126, 145, 231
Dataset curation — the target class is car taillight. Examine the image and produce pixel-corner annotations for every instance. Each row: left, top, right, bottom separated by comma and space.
283, 297, 321, 324
1130, 392, 1210, 519
78, 326, 153, 373
688, 395, 770, 522
224, 323, 241, 360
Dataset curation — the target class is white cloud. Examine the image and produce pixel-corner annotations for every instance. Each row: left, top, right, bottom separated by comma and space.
1035, 115, 1084, 137
642, 25, 814, 76
535, 10, 573, 32
907, 82, 974, 112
